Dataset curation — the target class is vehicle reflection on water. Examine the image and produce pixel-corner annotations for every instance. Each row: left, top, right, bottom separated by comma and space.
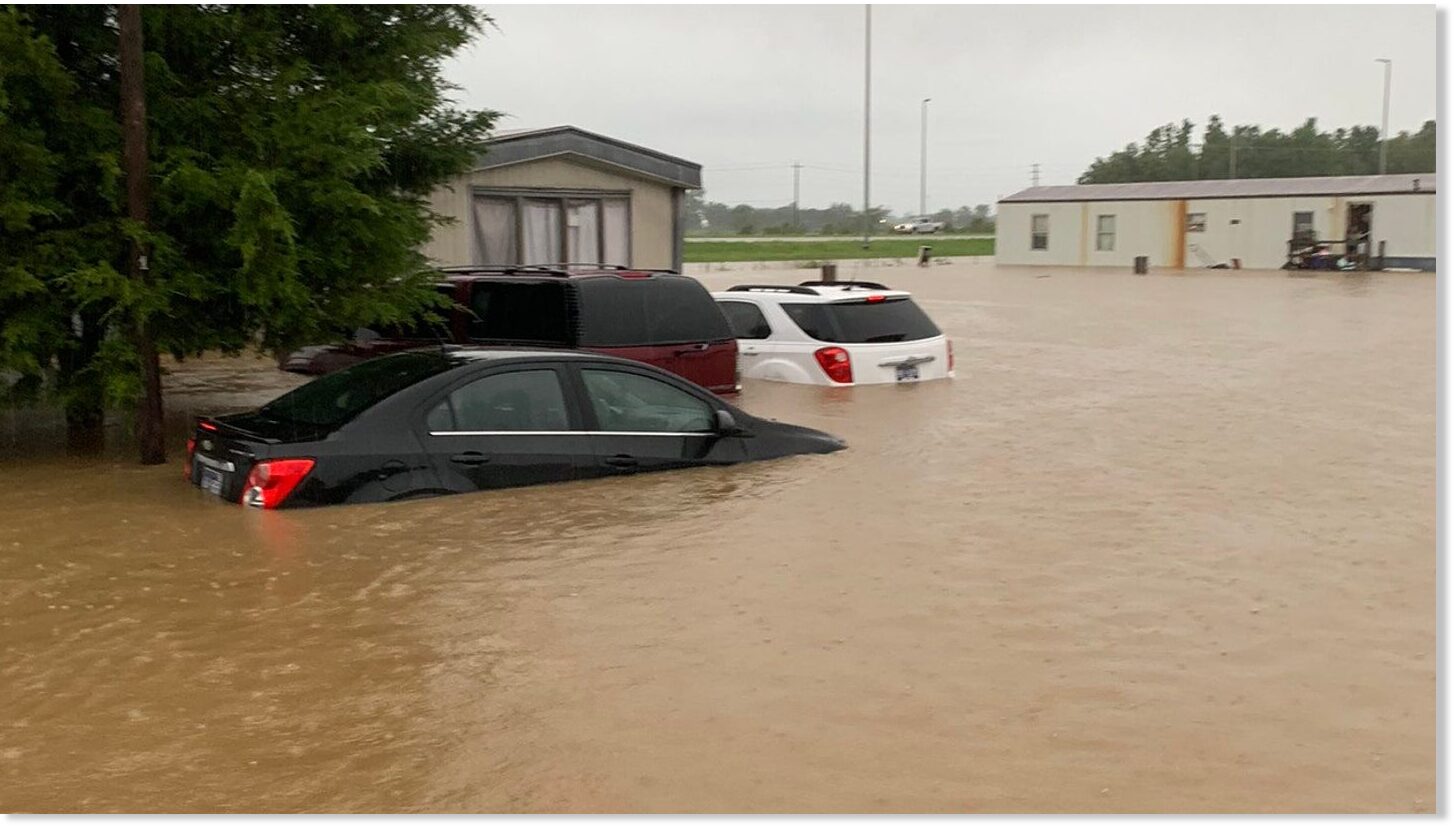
0, 263, 1434, 812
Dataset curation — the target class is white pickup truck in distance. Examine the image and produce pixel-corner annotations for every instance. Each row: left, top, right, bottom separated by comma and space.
713, 281, 954, 386
892, 217, 944, 234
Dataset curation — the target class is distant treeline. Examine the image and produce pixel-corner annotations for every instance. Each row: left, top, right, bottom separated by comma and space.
1079, 116, 1436, 184
685, 193, 995, 236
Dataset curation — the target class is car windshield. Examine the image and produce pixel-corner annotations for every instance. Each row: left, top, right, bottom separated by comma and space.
259, 351, 453, 429
781, 297, 941, 344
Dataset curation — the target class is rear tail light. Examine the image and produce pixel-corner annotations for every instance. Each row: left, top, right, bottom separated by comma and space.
813, 346, 853, 384
947, 339, 955, 374
183, 437, 195, 480
241, 458, 315, 509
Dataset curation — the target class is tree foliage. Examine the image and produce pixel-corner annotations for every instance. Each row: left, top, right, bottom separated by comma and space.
685, 194, 995, 236
1079, 116, 1435, 184
0, 5, 497, 439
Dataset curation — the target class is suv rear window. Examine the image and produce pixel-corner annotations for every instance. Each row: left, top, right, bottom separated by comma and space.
468, 281, 569, 344
782, 297, 941, 343
260, 352, 453, 429
576, 276, 732, 347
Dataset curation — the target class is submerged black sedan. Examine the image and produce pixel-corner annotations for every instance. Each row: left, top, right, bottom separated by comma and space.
185, 348, 846, 509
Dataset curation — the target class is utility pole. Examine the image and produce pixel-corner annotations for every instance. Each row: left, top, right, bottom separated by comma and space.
119, 4, 165, 465
861, 4, 872, 248
919, 97, 931, 216
1376, 58, 1392, 174
792, 162, 802, 229
1031, 163, 1040, 187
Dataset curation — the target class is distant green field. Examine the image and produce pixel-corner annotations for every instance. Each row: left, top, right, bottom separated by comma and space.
683, 237, 994, 263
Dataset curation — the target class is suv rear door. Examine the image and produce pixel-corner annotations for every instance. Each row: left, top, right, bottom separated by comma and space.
781, 295, 950, 384
574, 275, 738, 395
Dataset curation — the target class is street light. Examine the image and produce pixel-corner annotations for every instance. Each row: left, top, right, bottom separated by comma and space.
1376, 58, 1392, 174
861, 5, 872, 249
920, 97, 931, 217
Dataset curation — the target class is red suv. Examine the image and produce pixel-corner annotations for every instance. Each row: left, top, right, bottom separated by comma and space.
279, 265, 740, 395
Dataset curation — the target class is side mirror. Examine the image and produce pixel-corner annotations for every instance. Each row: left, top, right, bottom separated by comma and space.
715, 409, 749, 437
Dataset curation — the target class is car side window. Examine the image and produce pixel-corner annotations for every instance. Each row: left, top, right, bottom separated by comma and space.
718, 301, 772, 339
428, 369, 570, 432
580, 369, 714, 433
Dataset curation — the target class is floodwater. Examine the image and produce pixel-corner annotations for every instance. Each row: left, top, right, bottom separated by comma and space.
0, 262, 1435, 813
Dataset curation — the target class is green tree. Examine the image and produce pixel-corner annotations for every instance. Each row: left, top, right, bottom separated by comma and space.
1078, 116, 1435, 184
0, 5, 498, 457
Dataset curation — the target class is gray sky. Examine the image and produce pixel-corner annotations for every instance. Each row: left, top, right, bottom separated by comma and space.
445, 4, 1437, 213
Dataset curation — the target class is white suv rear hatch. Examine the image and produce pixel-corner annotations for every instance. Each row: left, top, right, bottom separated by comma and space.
782, 294, 949, 384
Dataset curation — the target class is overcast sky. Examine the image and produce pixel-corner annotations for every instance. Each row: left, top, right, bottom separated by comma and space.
444, 4, 1437, 214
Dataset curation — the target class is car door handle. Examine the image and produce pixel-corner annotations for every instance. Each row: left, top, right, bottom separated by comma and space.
740, 345, 760, 355
673, 344, 709, 356
450, 451, 491, 466
603, 454, 639, 469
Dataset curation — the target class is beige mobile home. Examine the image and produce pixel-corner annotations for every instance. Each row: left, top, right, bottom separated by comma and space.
423, 126, 702, 272
996, 174, 1435, 271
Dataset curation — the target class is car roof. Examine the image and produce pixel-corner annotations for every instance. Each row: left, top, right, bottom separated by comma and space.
713, 282, 912, 303
429, 346, 669, 369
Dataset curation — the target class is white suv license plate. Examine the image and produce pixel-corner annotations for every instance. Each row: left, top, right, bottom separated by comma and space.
199, 466, 225, 497
895, 364, 921, 382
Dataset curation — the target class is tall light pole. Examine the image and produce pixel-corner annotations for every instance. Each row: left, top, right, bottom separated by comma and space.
792, 161, 802, 230
861, 4, 872, 248
1376, 58, 1392, 174
919, 97, 931, 216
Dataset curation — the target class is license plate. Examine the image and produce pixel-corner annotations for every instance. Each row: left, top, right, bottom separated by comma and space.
199, 466, 224, 497
895, 364, 921, 382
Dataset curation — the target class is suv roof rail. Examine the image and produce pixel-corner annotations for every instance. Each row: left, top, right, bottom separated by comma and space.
438, 263, 680, 277
726, 284, 821, 295
438, 264, 572, 278
797, 279, 890, 290
556, 262, 677, 273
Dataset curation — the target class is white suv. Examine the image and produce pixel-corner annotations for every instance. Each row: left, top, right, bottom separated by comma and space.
712, 281, 954, 386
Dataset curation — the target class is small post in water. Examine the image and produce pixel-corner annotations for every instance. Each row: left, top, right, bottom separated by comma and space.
821, 263, 838, 283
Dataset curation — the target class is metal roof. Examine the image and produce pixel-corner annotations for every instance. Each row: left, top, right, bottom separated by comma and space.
1000, 173, 1436, 203
475, 125, 701, 189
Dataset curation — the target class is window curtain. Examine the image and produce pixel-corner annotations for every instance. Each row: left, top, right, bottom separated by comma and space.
602, 199, 630, 266
567, 200, 601, 263
472, 197, 518, 265
523, 200, 562, 264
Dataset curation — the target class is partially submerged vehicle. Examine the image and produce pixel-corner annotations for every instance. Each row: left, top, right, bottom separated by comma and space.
187, 349, 845, 509
713, 281, 954, 386
280, 265, 739, 396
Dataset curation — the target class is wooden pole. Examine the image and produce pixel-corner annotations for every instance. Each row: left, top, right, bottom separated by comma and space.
119, 4, 165, 465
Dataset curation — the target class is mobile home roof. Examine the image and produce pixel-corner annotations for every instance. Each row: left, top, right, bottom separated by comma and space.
1000, 174, 1435, 204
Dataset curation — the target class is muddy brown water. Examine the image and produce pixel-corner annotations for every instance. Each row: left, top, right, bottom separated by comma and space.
0, 263, 1434, 812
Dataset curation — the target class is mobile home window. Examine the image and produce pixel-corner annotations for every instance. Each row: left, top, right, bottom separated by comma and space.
1096, 215, 1116, 251
1030, 214, 1049, 250
1292, 211, 1315, 242
472, 193, 631, 266
1186, 212, 1206, 233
